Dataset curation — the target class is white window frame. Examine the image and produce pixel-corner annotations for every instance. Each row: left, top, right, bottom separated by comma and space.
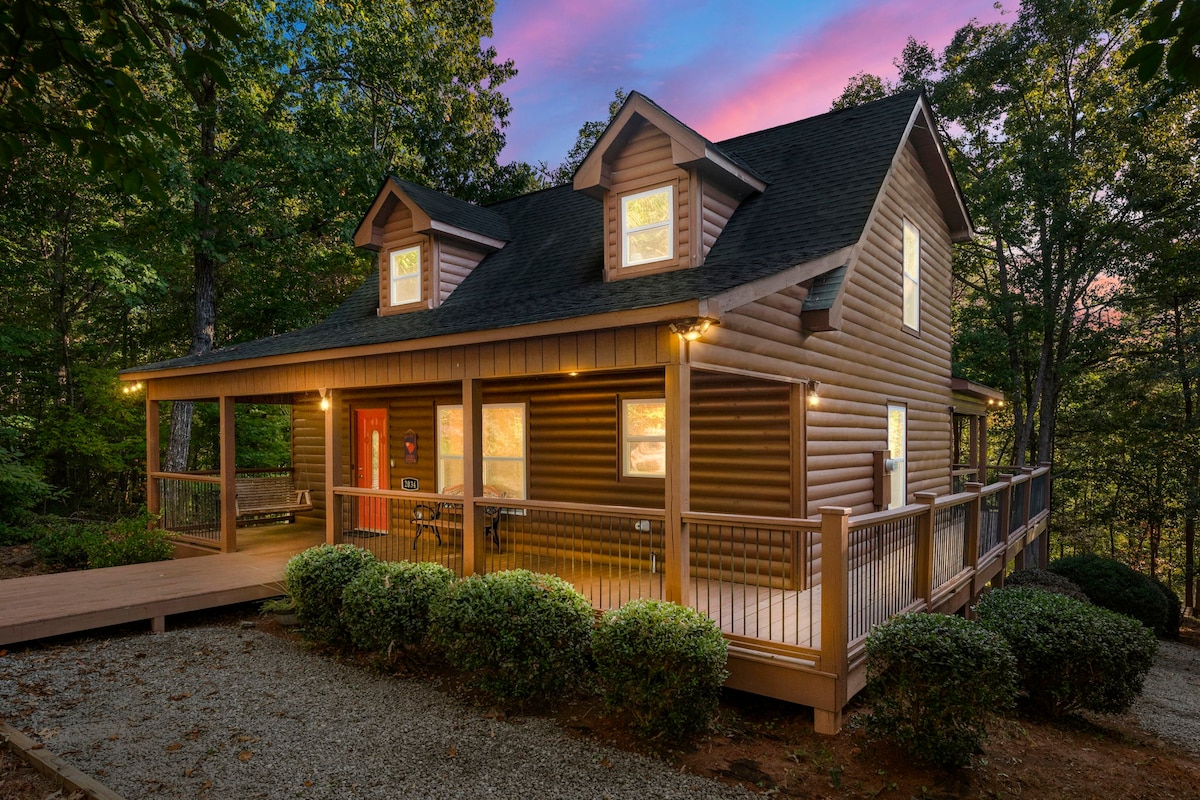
389, 245, 421, 306
887, 404, 907, 510
621, 185, 674, 267
902, 219, 920, 331
436, 402, 527, 500
621, 397, 666, 478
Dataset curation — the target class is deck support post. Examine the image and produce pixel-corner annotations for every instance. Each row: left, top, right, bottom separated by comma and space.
965, 482, 983, 604
915, 491, 937, 605
461, 378, 486, 577
324, 389, 342, 544
664, 336, 691, 607
816, 506, 851, 734
145, 397, 160, 519
218, 395, 237, 553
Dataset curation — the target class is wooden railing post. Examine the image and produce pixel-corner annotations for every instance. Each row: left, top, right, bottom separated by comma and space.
461, 378, 485, 577
816, 506, 851, 735
964, 482, 983, 571
915, 492, 937, 605
145, 397, 160, 519
218, 395, 237, 553
324, 389, 342, 545
1020, 466, 1035, 531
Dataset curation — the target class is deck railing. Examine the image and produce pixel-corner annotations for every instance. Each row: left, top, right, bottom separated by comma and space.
684, 512, 821, 650
845, 509, 921, 642
152, 471, 221, 542
318, 464, 1050, 714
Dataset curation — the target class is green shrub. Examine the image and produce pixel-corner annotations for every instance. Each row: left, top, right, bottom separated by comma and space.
84, 512, 173, 568
1151, 577, 1182, 639
592, 599, 728, 739
342, 560, 456, 656
0, 446, 54, 529
1047, 554, 1170, 637
284, 544, 377, 644
1005, 568, 1090, 603
975, 587, 1157, 717
429, 569, 594, 703
32, 518, 104, 569
865, 612, 1017, 768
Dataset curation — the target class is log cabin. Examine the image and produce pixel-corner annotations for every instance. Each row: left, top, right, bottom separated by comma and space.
122, 90, 1050, 732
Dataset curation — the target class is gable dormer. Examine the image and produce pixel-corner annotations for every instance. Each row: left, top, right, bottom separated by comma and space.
574, 92, 766, 281
353, 177, 509, 315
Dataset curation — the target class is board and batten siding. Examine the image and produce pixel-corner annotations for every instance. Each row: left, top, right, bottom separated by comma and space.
146, 325, 673, 402
691, 140, 955, 517
603, 120, 691, 280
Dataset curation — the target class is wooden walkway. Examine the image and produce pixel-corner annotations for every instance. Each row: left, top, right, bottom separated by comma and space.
0, 523, 323, 647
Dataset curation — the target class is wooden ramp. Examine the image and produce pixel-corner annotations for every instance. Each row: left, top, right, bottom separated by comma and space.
0, 550, 294, 647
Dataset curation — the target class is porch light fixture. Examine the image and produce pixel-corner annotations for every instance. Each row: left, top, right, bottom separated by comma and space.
668, 317, 716, 342
121, 381, 144, 395
319, 388, 330, 412
806, 380, 821, 408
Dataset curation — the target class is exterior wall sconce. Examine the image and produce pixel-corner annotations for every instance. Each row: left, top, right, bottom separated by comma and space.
986, 397, 1006, 408
806, 379, 821, 408
319, 388, 330, 412
121, 381, 144, 395
668, 317, 717, 342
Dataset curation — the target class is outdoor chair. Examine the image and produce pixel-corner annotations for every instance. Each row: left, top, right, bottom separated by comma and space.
483, 506, 502, 553
411, 503, 442, 549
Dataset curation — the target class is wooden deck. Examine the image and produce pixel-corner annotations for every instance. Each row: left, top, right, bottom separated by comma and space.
0, 521, 324, 647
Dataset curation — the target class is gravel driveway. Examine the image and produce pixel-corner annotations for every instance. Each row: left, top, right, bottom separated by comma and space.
1133, 639, 1200, 754
0, 625, 750, 799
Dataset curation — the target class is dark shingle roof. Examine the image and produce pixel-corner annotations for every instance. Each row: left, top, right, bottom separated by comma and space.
132, 91, 922, 374
390, 177, 510, 242
802, 265, 849, 312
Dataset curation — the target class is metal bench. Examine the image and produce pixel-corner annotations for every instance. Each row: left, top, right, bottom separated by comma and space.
234, 476, 313, 524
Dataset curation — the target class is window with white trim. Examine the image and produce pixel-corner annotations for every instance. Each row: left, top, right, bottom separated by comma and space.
622, 398, 666, 478
436, 403, 527, 499
902, 220, 920, 330
390, 246, 421, 306
621, 186, 673, 267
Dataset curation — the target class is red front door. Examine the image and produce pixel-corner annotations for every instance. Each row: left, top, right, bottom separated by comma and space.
354, 408, 388, 531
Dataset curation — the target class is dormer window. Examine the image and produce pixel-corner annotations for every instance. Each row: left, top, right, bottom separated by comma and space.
622, 186, 673, 267
390, 246, 421, 306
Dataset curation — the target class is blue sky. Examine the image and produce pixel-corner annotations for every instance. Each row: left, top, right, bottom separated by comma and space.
488, 0, 1011, 166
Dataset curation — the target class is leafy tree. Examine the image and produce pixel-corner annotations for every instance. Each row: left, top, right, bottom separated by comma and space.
1114, 0, 1200, 105
547, 88, 627, 185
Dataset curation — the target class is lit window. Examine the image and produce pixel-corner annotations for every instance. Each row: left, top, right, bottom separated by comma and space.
622, 398, 666, 478
902, 220, 920, 330
437, 403, 526, 499
621, 186, 673, 267
887, 404, 907, 510
390, 246, 421, 306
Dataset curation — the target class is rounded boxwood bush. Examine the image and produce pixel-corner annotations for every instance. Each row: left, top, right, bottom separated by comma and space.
428, 569, 594, 703
1047, 554, 1170, 637
1005, 568, 1090, 603
284, 544, 377, 644
974, 586, 1157, 717
593, 599, 728, 739
865, 612, 1017, 768
341, 560, 455, 656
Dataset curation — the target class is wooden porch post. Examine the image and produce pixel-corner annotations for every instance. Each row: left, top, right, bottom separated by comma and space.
461, 378, 485, 577
915, 491, 937, 605
816, 506, 851, 735
969, 416, 981, 481
664, 336, 692, 607
324, 389, 342, 545
145, 396, 160, 518
218, 395, 237, 553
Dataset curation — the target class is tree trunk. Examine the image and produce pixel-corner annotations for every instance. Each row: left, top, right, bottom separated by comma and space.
163, 71, 219, 472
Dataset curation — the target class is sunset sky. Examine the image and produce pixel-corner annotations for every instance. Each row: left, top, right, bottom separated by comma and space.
488, 0, 1012, 166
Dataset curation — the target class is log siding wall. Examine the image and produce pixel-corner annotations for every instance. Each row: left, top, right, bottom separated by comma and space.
375, 204, 430, 313
692, 141, 955, 516
604, 121, 691, 280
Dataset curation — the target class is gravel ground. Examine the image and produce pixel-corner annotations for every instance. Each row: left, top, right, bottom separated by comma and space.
0, 626, 750, 800
1133, 639, 1200, 754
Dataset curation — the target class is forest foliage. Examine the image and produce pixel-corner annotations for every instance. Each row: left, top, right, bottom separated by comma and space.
2, 1, 1198, 605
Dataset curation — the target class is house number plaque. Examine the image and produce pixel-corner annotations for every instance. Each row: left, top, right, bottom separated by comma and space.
401, 477, 419, 491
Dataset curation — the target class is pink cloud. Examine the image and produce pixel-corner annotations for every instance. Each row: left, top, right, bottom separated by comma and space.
676, 0, 1010, 142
